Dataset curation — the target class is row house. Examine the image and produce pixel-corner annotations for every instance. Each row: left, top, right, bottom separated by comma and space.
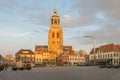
0, 54, 7, 65
15, 49, 35, 67
0, 54, 7, 70
42, 51, 57, 66
34, 45, 47, 66
58, 46, 73, 66
60, 50, 88, 66
35, 45, 73, 66
89, 43, 120, 65
69, 50, 87, 66
5, 54, 14, 66
61, 53, 69, 65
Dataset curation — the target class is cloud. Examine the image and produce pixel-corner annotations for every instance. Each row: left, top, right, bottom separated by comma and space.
33, 29, 49, 33
61, 15, 80, 27
0, 0, 17, 6
72, 0, 120, 25
27, 13, 51, 26
22, 5, 52, 26
1, 0, 120, 27
0, 31, 33, 37
82, 24, 120, 45
0, 0, 18, 13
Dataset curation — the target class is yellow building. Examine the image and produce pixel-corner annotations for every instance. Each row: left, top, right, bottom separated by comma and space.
15, 49, 35, 67
5, 54, 14, 66
34, 9, 72, 66
48, 9, 63, 55
42, 51, 57, 66
34, 45, 48, 66
35, 51, 43, 66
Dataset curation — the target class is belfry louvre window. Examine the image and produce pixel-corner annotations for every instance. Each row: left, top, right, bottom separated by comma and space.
51, 19, 53, 24
54, 19, 57, 24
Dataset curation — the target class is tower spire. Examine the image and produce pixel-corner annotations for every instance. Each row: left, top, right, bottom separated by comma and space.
51, 9, 60, 25
48, 9, 63, 55
53, 8, 58, 16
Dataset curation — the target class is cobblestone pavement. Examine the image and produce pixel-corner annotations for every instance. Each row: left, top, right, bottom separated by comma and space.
0, 66, 120, 80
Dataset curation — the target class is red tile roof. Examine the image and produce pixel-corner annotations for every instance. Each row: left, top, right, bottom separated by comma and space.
15, 49, 34, 55
35, 45, 48, 51
90, 43, 120, 54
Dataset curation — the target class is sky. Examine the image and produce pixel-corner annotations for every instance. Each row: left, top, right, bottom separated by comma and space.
0, 0, 120, 56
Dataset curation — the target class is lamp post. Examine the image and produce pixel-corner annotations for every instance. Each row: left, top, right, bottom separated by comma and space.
84, 36, 96, 65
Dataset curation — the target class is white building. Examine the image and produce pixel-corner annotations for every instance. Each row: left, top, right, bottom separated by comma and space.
69, 51, 87, 66
89, 43, 120, 65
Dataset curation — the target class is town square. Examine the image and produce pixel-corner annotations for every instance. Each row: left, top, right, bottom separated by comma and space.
0, 0, 120, 80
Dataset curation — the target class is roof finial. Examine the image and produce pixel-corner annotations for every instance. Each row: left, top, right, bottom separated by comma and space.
53, 8, 57, 16
53, 0, 57, 16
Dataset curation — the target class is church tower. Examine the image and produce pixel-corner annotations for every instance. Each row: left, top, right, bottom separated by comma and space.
48, 9, 63, 55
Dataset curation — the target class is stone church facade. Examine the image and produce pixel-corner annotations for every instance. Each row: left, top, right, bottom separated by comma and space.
34, 9, 72, 66
48, 9, 63, 55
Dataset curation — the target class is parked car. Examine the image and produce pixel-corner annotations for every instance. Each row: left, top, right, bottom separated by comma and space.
12, 65, 17, 71
0, 65, 4, 71
106, 64, 113, 68
16, 61, 24, 70
113, 64, 120, 68
99, 64, 106, 68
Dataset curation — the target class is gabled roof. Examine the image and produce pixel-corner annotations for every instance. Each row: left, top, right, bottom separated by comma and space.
63, 46, 72, 51
16, 49, 34, 55
90, 43, 120, 54
35, 45, 48, 51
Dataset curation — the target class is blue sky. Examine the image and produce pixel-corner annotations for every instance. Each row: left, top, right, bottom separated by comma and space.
0, 0, 120, 56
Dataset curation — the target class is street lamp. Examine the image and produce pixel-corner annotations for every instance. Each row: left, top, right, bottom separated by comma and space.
84, 36, 96, 65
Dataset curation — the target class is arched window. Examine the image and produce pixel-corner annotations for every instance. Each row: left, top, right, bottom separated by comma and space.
51, 19, 53, 24
58, 19, 60, 24
54, 19, 57, 24
52, 32, 54, 38
57, 32, 59, 38
57, 41, 59, 44
53, 41, 55, 45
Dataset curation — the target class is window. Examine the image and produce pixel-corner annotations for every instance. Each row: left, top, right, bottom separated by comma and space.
108, 54, 109, 58
32, 59, 34, 61
117, 53, 119, 57
52, 41, 55, 45
36, 58, 38, 61
58, 19, 60, 24
51, 19, 53, 24
52, 32, 54, 38
57, 32, 59, 38
54, 19, 57, 24
57, 41, 59, 44
26, 55, 30, 57
39, 59, 41, 61
114, 53, 116, 57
